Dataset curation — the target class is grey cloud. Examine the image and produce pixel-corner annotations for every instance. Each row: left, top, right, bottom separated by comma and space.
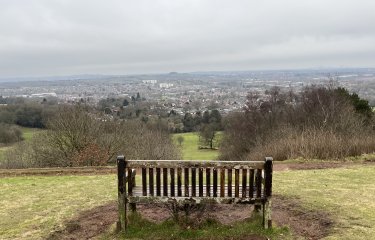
0, 0, 375, 77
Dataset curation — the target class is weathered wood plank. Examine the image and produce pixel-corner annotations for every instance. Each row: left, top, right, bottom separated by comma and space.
227, 169, 232, 197
191, 168, 196, 197
142, 168, 147, 196
256, 169, 262, 198
199, 168, 203, 197
163, 168, 168, 196
170, 168, 175, 197
184, 168, 189, 197
128, 169, 133, 196
131, 185, 261, 196
127, 160, 265, 169
117, 155, 126, 231
213, 168, 218, 197
220, 169, 225, 197
264, 157, 273, 198
235, 169, 239, 198
156, 168, 161, 196
242, 169, 247, 198
177, 168, 182, 197
128, 196, 263, 204
249, 169, 254, 198
206, 168, 211, 197
149, 168, 154, 196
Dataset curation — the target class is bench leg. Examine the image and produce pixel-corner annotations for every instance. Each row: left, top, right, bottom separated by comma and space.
262, 199, 272, 229
117, 195, 127, 232
130, 203, 137, 212
254, 203, 262, 213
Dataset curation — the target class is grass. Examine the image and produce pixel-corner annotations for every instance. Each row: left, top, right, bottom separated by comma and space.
1, 129, 375, 239
273, 165, 375, 239
1, 165, 375, 239
173, 132, 220, 160
21, 127, 41, 141
0, 147, 11, 162
0, 127, 41, 163
0, 175, 117, 240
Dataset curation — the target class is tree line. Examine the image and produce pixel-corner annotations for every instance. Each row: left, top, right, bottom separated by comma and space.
220, 84, 375, 161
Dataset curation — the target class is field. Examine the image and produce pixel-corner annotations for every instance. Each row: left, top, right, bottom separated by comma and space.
274, 165, 375, 239
1, 131, 375, 239
0, 127, 40, 163
0, 175, 117, 239
173, 132, 220, 160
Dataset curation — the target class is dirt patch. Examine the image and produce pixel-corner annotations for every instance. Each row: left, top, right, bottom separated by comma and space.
0, 166, 116, 178
47, 203, 259, 240
273, 161, 374, 171
272, 195, 333, 240
2, 161, 374, 178
47, 195, 333, 240
47, 202, 118, 240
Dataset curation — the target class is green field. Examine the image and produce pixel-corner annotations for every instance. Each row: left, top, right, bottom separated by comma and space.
173, 132, 220, 160
0, 127, 40, 163
1, 165, 375, 239
0, 175, 117, 239
274, 165, 375, 239
0, 147, 10, 162
21, 127, 40, 141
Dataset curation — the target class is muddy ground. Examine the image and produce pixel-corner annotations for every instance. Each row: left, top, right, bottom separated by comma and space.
47, 194, 333, 240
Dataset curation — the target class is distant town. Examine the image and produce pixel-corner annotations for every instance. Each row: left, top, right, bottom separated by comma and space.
1, 68, 375, 115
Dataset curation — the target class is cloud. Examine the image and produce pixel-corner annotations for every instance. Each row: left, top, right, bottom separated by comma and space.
0, 0, 375, 77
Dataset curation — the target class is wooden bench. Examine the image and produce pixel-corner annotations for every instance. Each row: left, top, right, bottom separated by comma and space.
116, 156, 273, 231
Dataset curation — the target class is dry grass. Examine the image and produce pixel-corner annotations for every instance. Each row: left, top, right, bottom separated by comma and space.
0, 175, 117, 239
274, 165, 375, 239
247, 128, 375, 161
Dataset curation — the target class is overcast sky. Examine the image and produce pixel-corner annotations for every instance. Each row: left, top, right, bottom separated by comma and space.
1, 0, 375, 77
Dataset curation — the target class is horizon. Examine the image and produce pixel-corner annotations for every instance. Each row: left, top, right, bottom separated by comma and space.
1, 66, 375, 82
1, 1, 375, 78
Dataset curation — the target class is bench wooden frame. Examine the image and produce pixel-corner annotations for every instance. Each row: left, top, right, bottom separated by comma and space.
117, 156, 273, 231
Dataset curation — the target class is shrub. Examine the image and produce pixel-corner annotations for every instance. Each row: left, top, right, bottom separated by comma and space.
220, 85, 374, 161
0, 123, 23, 144
2, 106, 180, 168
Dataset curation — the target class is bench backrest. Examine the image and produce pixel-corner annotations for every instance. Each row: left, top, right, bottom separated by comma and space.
118, 157, 273, 201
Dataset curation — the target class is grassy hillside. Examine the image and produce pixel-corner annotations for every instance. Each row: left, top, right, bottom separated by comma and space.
1, 165, 375, 239
274, 165, 375, 239
0, 175, 117, 239
172, 132, 220, 160
0, 127, 40, 163
21, 127, 40, 141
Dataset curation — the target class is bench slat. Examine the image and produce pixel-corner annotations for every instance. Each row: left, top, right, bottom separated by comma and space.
235, 169, 239, 197
149, 168, 154, 196
227, 169, 232, 197
163, 168, 168, 196
220, 169, 225, 197
249, 169, 254, 198
184, 168, 189, 197
242, 169, 247, 198
213, 168, 218, 197
128, 185, 264, 201
256, 169, 262, 198
128, 196, 264, 204
156, 168, 161, 196
170, 168, 175, 197
206, 168, 211, 197
127, 160, 265, 169
142, 168, 147, 196
177, 168, 182, 197
199, 168, 203, 197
